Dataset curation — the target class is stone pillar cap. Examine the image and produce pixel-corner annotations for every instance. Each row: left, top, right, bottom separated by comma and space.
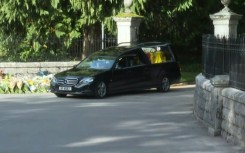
210, 8, 243, 20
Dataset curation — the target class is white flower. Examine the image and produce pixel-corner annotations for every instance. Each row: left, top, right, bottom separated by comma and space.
29, 86, 37, 91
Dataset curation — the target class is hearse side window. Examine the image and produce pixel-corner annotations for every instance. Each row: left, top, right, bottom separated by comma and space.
142, 45, 174, 64
116, 53, 144, 69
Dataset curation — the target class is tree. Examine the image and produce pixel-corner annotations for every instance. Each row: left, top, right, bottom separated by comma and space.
0, 0, 244, 61
0, 0, 123, 60
135, 0, 193, 41
137, 0, 244, 54
230, 0, 245, 33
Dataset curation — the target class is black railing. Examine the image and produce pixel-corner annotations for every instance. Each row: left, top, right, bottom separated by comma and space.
202, 35, 228, 78
230, 36, 245, 91
202, 34, 245, 91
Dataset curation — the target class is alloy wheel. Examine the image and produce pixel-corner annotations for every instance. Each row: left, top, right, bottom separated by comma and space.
95, 81, 107, 98
158, 77, 170, 92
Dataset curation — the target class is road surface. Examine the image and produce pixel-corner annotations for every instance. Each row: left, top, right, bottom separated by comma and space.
0, 85, 243, 153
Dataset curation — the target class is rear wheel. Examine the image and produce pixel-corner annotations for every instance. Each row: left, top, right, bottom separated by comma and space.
55, 93, 67, 97
157, 77, 170, 92
94, 81, 107, 98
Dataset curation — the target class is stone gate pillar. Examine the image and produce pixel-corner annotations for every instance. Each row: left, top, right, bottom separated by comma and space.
198, 0, 243, 137
210, 0, 242, 38
113, 0, 143, 46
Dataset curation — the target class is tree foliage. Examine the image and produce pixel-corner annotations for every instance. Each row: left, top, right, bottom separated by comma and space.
0, 0, 124, 61
0, 0, 244, 61
138, 0, 244, 53
138, 0, 209, 44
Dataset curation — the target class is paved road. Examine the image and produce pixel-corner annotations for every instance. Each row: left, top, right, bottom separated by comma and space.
0, 86, 243, 153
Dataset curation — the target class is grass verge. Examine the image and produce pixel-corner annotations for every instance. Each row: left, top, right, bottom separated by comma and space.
179, 62, 202, 85
181, 71, 200, 84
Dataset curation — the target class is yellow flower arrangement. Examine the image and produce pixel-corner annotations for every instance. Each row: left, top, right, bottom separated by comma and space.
28, 80, 34, 86
9, 80, 16, 89
16, 80, 23, 89
0, 73, 52, 94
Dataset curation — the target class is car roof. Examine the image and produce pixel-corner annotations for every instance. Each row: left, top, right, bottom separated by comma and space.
92, 46, 131, 58
133, 42, 170, 47
93, 42, 170, 58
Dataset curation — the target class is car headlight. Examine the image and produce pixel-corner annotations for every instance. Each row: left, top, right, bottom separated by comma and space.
75, 77, 94, 88
51, 77, 57, 86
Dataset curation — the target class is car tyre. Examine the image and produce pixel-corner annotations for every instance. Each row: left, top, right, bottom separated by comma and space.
55, 93, 67, 97
94, 81, 107, 98
157, 77, 170, 92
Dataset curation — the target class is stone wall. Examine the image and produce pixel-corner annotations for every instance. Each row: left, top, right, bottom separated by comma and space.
222, 88, 245, 147
194, 74, 224, 136
0, 62, 79, 76
194, 74, 245, 148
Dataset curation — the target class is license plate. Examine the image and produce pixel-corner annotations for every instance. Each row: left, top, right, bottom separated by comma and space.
59, 86, 72, 91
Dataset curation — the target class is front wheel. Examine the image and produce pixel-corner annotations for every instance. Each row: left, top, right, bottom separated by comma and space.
157, 77, 170, 92
94, 81, 107, 98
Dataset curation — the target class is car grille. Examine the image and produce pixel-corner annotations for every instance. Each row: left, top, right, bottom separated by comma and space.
57, 78, 79, 86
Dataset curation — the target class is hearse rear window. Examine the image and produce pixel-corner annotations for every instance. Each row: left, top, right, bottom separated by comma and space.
142, 45, 174, 64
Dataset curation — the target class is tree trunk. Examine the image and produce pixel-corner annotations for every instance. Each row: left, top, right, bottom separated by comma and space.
82, 24, 101, 59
